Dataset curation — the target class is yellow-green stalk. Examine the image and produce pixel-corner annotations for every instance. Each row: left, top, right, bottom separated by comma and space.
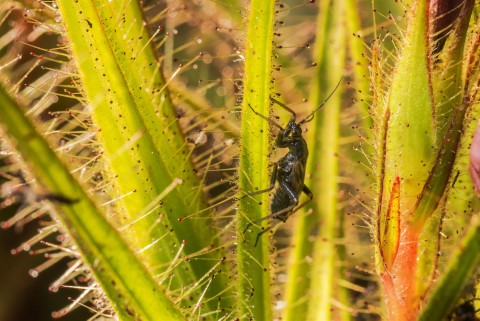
236, 0, 275, 319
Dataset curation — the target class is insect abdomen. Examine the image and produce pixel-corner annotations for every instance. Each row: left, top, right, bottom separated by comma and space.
271, 187, 295, 222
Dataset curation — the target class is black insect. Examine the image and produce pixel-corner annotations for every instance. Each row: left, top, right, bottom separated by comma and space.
242, 78, 343, 246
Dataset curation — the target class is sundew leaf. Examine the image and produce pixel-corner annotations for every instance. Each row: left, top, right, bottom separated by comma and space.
373, 1, 435, 320
373, 1, 477, 319
0, 83, 184, 321
236, 0, 275, 319
380, 0, 434, 231
56, 0, 231, 316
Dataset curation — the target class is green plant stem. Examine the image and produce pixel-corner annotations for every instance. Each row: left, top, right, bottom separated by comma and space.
236, 0, 275, 319
281, 0, 347, 319
306, 1, 346, 319
0, 84, 184, 321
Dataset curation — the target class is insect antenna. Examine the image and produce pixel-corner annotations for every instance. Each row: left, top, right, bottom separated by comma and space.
298, 75, 344, 125
247, 104, 284, 130
269, 96, 297, 120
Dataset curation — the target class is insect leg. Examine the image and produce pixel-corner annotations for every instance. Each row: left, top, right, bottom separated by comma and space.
249, 203, 296, 247
240, 163, 277, 200
242, 164, 277, 235
244, 182, 299, 246
292, 184, 313, 213
253, 224, 273, 247
302, 185, 313, 199
246, 181, 298, 237
263, 184, 313, 225
249, 185, 313, 246
278, 185, 314, 219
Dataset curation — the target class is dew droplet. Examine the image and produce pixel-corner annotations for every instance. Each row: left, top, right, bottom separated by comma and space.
29, 269, 39, 278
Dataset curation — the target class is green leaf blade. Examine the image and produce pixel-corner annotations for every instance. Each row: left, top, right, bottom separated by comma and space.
236, 0, 276, 319
56, 2, 231, 315
0, 83, 185, 321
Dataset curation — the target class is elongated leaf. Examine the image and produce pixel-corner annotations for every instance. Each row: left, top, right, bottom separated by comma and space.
56, 2, 230, 315
304, 1, 346, 320
236, 0, 275, 319
374, 1, 435, 320
374, 1, 476, 319
0, 83, 184, 321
